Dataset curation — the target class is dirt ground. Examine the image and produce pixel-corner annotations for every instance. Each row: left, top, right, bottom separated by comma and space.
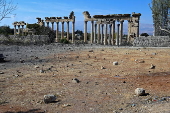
0, 44, 170, 113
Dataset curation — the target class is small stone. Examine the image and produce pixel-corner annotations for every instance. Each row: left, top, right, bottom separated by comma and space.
20, 60, 25, 63
101, 66, 105, 69
138, 60, 145, 63
44, 94, 57, 103
135, 88, 145, 96
14, 74, 19, 77
89, 50, 93, 52
72, 78, 80, 83
0, 72, 4, 74
34, 66, 39, 68
62, 103, 71, 107
152, 53, 157, 55
113, 61, 118, 65
40, 70, 44, 73
150, 64, 155, 69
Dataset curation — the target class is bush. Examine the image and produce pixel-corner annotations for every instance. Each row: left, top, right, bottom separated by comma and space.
59, 38, 70, 44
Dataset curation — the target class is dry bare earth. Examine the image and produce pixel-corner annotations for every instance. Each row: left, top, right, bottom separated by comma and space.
0, 44, 170, 113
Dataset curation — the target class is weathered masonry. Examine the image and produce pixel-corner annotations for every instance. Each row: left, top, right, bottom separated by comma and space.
37, 11, 75, 43
83, 11, 141, 45
12, 21, 26, 35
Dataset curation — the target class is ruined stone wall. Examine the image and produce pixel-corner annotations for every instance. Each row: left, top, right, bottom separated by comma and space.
0, 35, 50, 44
133, 36, 170, 47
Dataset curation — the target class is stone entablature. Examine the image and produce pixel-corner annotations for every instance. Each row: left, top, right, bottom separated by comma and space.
37, 11, 75, 43
83, 11, 141, 46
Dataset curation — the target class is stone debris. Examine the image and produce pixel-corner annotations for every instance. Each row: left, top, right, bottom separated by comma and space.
39, 70, 44, 73
135, 88, 146, 96
72, 78, 80, 83
101, 66, 105, 69
113, 61, 118, 65
44, 94, 57, 103
89, 50, 93, 52
62, 103, 71, 107
0, 72, 4, 74
150, 64, 155, 69
138, 60, 145, 63
34, 65, 39, 68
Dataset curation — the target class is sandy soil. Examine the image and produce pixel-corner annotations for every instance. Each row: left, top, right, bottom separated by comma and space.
0, 44, 170, 113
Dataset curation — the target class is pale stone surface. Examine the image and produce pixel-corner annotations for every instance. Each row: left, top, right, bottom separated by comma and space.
135, 88, 145, 96
113, 61, 118, 65
44, 94, 57, 103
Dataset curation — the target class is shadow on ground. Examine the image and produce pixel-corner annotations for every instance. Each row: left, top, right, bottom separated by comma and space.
4, 109, 45, 113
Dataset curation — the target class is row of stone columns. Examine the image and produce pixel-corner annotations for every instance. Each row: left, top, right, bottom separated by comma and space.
45, 21, 75, 43
13, 25, 25, 36
84, 20, 124, 46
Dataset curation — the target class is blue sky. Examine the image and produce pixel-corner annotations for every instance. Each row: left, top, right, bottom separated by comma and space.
1, 0, 154, 35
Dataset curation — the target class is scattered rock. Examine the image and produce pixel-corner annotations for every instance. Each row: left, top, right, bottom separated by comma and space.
72, 78, 80, 83
152, 53, 157, 55
135, 88, 146, 96
89, 50, 93, 52
0, 72, 4, 74
113, 61, 118, 65
62, 103, 71, 107
44, 94, 57, 103
40, 70, 44, 73
34, 66, 39, 68
138, 60, 145, 63
101, 66, 105, 69
20, 60, 25, 63
150, 64, 155, 69
14, 74, 20, 77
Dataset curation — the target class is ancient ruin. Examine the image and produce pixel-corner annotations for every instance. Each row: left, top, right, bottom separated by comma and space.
36, 11, 75, 43
83, 11, 141, 45
12, 21, 26, 35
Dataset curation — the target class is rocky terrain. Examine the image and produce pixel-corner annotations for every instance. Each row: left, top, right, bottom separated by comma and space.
0, 43, 170, 113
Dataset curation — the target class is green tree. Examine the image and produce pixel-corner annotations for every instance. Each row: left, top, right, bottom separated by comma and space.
149, 0, 170, 36
0, 26, 13, 36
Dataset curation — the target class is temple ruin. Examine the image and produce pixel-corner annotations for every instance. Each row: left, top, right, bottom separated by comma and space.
12, 21, 26, 35
83, 11, 141, 45
36, 11, 75, 43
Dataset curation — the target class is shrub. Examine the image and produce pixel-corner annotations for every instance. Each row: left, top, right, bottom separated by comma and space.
59, 38, 70, 44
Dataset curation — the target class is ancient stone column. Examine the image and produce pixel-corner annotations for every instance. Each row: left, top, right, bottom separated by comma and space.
67, 22, 69, 40
72, 22, 75, 43
119, 20, 124, 45
91, 21, 94, 43
116, 24, 120, 46
61, 22, 64, 39
46, 22, 49, 28
56, 22, 59, 42
112, 21, 115, 45
101, 24, 104, 44
108, 24, 112, 45
18, 25, 20, 35
22, 25, 24, 36
84, 21, 87, 43
127, 20, 132, 43
94, 24, 97, 43
51, 22, 54, 31
14, 25, 16, 35
104, 24, 108, 45
97, 24, 101, 44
